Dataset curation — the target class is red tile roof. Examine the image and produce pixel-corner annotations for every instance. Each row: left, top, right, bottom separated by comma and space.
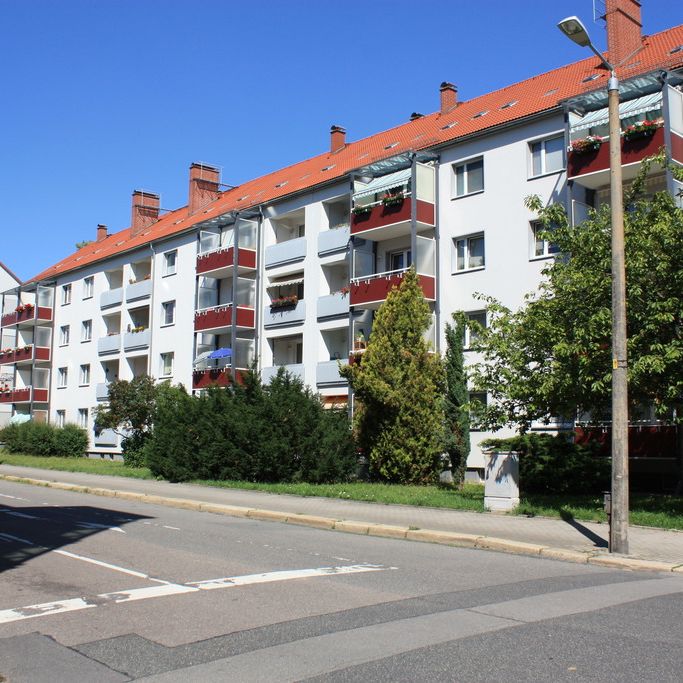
29, 24, 683, 284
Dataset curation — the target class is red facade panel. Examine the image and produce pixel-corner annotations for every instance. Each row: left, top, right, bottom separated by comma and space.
350, 273, 435, 306
196, 247, 257, 275
351, 199, 435, 236
194, 306, 255, 332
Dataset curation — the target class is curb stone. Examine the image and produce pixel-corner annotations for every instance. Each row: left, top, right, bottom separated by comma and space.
1, 474, 680, 574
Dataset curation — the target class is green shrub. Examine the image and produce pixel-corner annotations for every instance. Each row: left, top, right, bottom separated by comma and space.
0, 421, 88, 458
481, 432, 609, 494
52, 423, 89, 457
121, 431, 149, 468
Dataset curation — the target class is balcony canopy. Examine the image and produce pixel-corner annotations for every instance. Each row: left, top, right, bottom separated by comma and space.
353, 168, 411, 200
570, 92, 663, 133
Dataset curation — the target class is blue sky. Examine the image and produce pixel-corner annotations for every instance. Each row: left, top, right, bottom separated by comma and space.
1, 0, 676, 281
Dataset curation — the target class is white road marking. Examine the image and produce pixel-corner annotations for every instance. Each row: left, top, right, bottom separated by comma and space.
0, 564, 390, 625
188, 564, 389, 591
0, 509, 43, 520
0, 493, 29, 501
162, 525, 180, 531
76, 521, 126, 534
53, 549, 171, 584
0, 532, 33, 544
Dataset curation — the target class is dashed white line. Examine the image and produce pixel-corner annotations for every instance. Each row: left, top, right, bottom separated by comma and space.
76, 521, 126, 534
0, 493, 29, 502
0, 509, 43, 520
162, 525, 180, 531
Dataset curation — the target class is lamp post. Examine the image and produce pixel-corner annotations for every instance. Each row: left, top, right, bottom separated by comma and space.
558, 16, 629, 554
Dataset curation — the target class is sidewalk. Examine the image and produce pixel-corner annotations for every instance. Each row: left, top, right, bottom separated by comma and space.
1, 463, 681, 571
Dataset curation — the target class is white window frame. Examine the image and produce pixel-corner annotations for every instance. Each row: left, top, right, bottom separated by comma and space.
162, 300, 176, 326
463, 310, 487, 349
388, 248, 412, 272
163, 250, 178, 276
57, 367, 68, 388
81, 319, 92, 342
59, 325, 70, 346
529, 135, 565, 178
56, 410, 66, 428
530, 220, 560, 259
79, 364, 90, 386
453, 233, 485, 273
452, 157, 484, 198
61, 283, 72, 305
83, 276, 94, 299
160, 352, 174, 378
78, 408, 88, 429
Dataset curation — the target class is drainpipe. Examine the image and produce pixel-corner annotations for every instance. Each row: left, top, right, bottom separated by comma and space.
254, 206, 264, 378
146, 242, 156, 378
347, 172, 356, 420
231, 214, 240, 383
433, 157, 441, 354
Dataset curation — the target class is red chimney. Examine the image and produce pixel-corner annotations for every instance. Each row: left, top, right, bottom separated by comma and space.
440, 82, 458, 114
605, 0, 642, 67
131, 190, 160, 237
330, 125, 346, 153
96, 224, 107, 242
189, 162, 221, 215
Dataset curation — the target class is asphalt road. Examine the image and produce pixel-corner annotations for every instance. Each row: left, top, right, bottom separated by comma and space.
1, 479, 682, 682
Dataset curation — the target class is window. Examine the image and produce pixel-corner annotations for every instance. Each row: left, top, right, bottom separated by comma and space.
58, 367, 68, 388
78, 408, 88, 429
162, 300, 176, 326
531, 221, 560, 258
163, 250, 177, 276
529, 136, 564, 177
469, 392, 488, 430
56, 410, 66, 428
464, 311, 487, 348
59, 325, 70, 346
61, 284, 72, 305
83, 276, 94, 299
160, 352, 174, 378
452, 158, 484, 197
453, 234, 485, 272
81, 319, 92, 342
388, 249, 412, 272
79, 364, 90, 386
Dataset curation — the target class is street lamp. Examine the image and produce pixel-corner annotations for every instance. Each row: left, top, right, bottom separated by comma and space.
558, 16, 629, 554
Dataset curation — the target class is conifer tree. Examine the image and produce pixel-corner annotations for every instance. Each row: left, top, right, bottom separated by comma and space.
444, 320, 470, 485
341, 267, 444, 483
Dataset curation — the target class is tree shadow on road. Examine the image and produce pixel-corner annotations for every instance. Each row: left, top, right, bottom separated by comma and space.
0, 503, 151, 573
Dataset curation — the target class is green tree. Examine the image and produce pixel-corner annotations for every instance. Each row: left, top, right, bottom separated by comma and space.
444, 319, 470, 486
94, 374, 160, 465
466, 158, 682, 445
341, 267, 444, 483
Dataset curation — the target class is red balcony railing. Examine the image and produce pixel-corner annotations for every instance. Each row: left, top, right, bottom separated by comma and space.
1, 306, 53, 328
568, 126, 665, 179
194, 305, 255, 332
196, 247, 257, 276
351, 197, 435, 237
0, 387, 47, 403
350, 271, 435, 307
192, 368, 246, 390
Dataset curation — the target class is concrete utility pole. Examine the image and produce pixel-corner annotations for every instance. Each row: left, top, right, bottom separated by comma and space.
557, 15, 629, 553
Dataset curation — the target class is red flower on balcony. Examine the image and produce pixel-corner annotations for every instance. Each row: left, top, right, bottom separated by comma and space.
270, 295, 298, 310
622, 118, 663, 141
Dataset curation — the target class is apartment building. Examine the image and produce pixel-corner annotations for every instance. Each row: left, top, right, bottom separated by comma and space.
2, 2, 682, 474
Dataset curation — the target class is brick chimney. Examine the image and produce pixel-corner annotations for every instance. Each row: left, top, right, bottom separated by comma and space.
130, 190, 160, 237
440, 82, 458, 114
605, 0, 643, 67
330, 125, 346, 153
189, 162, 221, 215
96, 224, 107, 242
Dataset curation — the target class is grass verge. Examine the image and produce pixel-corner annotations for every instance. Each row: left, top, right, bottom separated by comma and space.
1, 453, 681, 529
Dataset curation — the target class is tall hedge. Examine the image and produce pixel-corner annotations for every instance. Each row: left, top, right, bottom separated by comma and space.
0, 421, 88, 457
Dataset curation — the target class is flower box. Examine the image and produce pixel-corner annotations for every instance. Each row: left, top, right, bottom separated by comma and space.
568, 135, 603, 154
622, 119, 663, 142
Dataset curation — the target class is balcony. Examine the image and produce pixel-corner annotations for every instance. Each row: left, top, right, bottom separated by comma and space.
567, 126, 667, 189
123, 329, 150, 352
0, 345, 51, 365
192, 368, 233, 390
196, 247, 257, 278
94, 428, 118, 447
261, 364, 305, 384
100, 287, 123, 309
125, 279, 152, 303
318, 226, 350, 256
194, 305, 256, 334
0, 387, 48, 404
265, 237, 306, 268
1, 305, 52, 328
263, 300, 306, 328
316, 292, 349, 320
98, 334, 121, 355
351, 197, 435, 241
316, 360, 348, 386
350, 270, 436, 309
96, 383, 110, 401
